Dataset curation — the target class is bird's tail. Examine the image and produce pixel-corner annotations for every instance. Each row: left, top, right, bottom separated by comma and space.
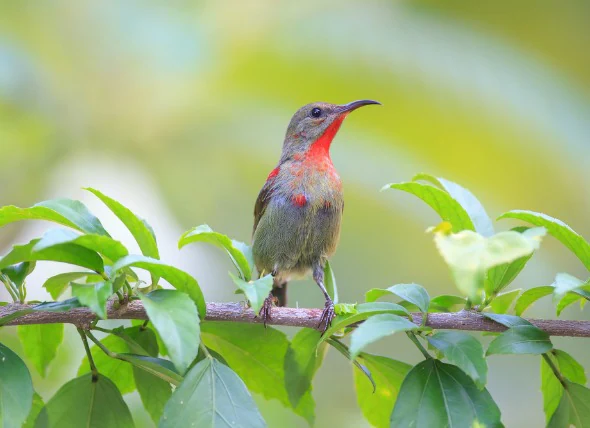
272, 281, 288, 307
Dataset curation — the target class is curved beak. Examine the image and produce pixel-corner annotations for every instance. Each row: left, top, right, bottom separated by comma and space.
335, 99, 381, 114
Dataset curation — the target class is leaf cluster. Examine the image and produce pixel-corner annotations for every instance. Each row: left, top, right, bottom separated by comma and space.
0, 173, 588, 427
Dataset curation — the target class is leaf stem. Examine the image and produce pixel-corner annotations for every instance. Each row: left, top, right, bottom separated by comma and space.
199, 342, 212, 359
542, 352, 567, 387
77, 328, 98, 381
86, 330, 181, 385
17, 280, 26, 303
0, 274, 19, 302
85, 330, 113, 355
91, 325, 114, 334
407, 332, 431, 359
326, 337, 376, 392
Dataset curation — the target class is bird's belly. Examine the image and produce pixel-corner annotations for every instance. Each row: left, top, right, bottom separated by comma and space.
252, 196, 342, 278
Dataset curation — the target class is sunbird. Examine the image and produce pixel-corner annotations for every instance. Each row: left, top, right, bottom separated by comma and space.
252, 99, 380, 331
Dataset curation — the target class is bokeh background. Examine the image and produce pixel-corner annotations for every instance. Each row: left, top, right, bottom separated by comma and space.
1, 1, 589, 426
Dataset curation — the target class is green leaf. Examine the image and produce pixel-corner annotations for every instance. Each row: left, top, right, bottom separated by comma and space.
390, 359, 502, 427
35, 374, 134, 427
427, 331, 487, 389
17, 324, 64, 377
33, 228, 128, 262
498, 210, 590, 270
485, 254, 533, 295
131, 320, 169, 357
487, 325, 552, 356
284, 329, 328, 408
120, 354, 181, 385
78, 334, 135, 394
122, 325, 159, 357
42, 272, 97, 300
34, 297, 83, 312
319, 302, 411, 345
551, 273, 590, 315
556, 293, 585, 316
160, 358, 265, 428
85, 188, 159, 259
323, 260, 339, 304
127, 337, 171, 423
202, 322, 314, 424
0, 342, 34, 427
334, 303, 357, 315
542, 350, 587, 422
229, 273, 273, 313
112, 255, 205, 317
107, 328, 179, 384
483, 312, 532, 328
1, 261, 35, 287
489, 289, 521, 314
514, 286, 554, 316
0, 239, 104, 273
412, 173, 494, 236
483, 224, 538, 296
231, 240, 255, 274
552, 272, 590, 300
548, 381, 590, 428
433, 227, 544, 303
383, 181, 475, 233
139, 290, 200, 374
388, 283, 430, 313
428, 295, 465, 312
122, 326, 172, 422
552, 350, 587, 385
71, 281, 112, 319
350, 314, 418, 358
179, 224, 252, 281
354, 353, 411, 428
22, 393, 43, 428
0, 199, 109, 236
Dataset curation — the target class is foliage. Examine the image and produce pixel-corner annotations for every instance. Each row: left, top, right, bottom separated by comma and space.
0, 175, 588, 427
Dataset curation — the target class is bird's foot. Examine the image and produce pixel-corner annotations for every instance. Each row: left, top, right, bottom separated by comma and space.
258, 294, 275, 327
318, 299, 335, 335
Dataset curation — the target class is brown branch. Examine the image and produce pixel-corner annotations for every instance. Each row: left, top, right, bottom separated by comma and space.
1, 301, 589, 337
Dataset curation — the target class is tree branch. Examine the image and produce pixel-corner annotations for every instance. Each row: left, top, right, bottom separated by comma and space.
1, 301, 589, 337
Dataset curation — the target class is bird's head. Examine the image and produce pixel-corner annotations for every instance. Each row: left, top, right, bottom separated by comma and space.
281, 100, 380, 160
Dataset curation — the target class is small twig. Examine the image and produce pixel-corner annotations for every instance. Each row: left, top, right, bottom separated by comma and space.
77, 328, 98, 381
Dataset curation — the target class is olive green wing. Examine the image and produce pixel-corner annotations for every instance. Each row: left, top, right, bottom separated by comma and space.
253, 179, 274, 237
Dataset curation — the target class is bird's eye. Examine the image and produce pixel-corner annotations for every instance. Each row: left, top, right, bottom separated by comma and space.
310, 107, 322, 118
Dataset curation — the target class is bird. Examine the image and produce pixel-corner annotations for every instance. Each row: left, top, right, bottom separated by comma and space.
251, 99, 381, 331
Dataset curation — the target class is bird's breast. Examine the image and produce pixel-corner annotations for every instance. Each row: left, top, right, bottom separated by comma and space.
281, 160, 343, 208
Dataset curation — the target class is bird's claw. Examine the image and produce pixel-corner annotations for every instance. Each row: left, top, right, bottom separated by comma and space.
318, 300, 335, 335
258, 295, 275, 327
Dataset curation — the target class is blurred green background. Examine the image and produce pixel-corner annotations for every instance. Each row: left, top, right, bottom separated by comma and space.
1, 1, 589, 426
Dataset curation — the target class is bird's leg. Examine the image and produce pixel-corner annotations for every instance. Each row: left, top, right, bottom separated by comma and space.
258, 292, 275, 327
313, 264, 335, 334
258, 269, 278, 327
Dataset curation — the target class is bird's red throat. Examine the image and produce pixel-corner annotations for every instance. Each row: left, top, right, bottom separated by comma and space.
265, 113, 347, 183
305, 113, 348, 162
